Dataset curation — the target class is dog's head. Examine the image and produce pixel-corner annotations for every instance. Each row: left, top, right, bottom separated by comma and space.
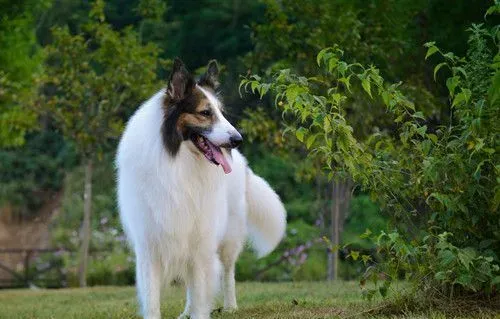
161, 58, 242, 174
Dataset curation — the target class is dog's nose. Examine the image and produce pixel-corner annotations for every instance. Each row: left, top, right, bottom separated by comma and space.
229, 133, 243, 148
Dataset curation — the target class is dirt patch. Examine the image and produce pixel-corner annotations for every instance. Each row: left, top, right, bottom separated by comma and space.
0, 191, 62, 282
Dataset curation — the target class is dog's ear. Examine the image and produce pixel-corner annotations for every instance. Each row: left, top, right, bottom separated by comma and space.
167, 58, 194, 102
198, 60, 220, 89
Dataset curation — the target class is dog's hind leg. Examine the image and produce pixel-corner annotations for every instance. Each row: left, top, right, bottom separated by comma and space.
136, 248, 162, 319
219, 238, 243, 311
219, 199, 246, 311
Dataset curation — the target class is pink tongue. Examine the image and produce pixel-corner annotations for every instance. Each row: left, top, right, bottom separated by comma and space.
210, 145, 232, 174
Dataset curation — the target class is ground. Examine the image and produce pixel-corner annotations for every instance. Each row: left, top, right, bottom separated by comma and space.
0, 281, 498, 319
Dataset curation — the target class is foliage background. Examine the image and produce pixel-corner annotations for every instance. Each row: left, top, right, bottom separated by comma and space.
0, 0, 498, 311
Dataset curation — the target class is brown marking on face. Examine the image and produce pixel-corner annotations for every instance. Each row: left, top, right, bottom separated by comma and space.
161, 58, 223, 156
162, 85, 223, 155
176, 87, 219, 133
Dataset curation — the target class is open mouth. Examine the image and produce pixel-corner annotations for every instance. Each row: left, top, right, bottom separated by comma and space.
190, 133, 232, 174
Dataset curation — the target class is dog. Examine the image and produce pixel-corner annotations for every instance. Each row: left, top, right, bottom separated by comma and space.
116, 58, 286, 319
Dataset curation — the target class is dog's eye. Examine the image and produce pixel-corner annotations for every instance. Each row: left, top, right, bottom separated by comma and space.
199, 110, 212, 117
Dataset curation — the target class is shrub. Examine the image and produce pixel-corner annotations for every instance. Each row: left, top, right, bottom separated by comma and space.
241, 3, 500, 301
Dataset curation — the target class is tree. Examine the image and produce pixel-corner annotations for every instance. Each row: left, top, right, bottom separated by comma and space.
0, 0, 47, 147
35, 0, 162, 287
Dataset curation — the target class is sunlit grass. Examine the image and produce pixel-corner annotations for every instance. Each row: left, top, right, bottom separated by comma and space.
0, 281, 496, 318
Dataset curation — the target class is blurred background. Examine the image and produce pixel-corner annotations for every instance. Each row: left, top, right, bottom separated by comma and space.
0, 0, 495, 288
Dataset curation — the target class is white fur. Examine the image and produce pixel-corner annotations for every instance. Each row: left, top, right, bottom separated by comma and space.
246, 173, 287, 257
116, 89, 286, 319
197, 85, 241, 145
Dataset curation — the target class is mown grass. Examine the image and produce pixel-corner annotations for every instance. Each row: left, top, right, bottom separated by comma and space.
0, 281, 498, 319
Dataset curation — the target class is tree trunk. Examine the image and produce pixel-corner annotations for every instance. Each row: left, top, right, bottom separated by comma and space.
315, 174, 324, 229
333, 181, 341, 281
327, 179, 352, 281
78, 157, 93, 287
327, 181, 341, 280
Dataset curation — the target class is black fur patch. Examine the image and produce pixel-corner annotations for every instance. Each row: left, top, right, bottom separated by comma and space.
162, 89, 204, 156
198, 60, 219, 89
161, 103, 184, 156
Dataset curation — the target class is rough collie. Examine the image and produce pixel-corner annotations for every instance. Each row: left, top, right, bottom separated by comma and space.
116, 58, 286, 319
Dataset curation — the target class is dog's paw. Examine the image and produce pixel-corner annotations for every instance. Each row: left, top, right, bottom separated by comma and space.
177, 312, 190, 319
222, 306, 238, 313
210, 307, 223, 315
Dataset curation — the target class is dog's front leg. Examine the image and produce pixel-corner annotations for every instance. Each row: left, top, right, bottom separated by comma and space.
136, 250, 162, 319
177, 287, 192, 319
185, 253, 220, 319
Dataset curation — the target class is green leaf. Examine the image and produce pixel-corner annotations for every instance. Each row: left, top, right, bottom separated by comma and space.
455, 274, 473, 288
361, 255, 372, 265
361, 78, 372, 98
412, 111, 425, 120
485, 5, 500, 17
238, 79, 247, 97
425, 46, 439, 60
446, 76, 460, 97
479, 240, 495, 249
250, 81, 259, 93
394, 114, 405, 123
330, 244, 341, 253
452, 89, 471, 107
439, 250, 456, 267
327, 171, 334, 181
328, 56, 339, 72
330, 93, 342, 105
350, 250, 360, 261
317, 48, 329, 66
326, 136, 332, 148
285, 84, 302, 103
295, 127, 307, 143
421, 140, 431, 155
339, 76, 351, 92
443, 52, 456, 60
488, 70, 500, 108
491, 189, 500, 212
360, 229, 372, 239
259, 83, 270, 99
473, 160, 486, 181
306, 134, 316, 149
323, 116, 332, 133
416, 125, 427, 137
427, 133, 438, 144
433, 62, 447, 80
492, 276, 500, 286
313, 95, 327, 108
452, 66, 467, 78
458, 247, 476, 270
381, 91, 391, 107
427, 133, 437, 144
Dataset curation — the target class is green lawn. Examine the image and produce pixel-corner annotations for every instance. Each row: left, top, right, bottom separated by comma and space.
0, 282, 497, 319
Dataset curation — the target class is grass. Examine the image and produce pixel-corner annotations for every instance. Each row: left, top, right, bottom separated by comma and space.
0, 281, 498, 319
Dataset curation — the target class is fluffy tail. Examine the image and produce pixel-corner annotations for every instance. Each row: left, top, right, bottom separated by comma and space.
246, 169, 287, 258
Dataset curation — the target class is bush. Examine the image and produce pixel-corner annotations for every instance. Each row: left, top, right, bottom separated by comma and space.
241, 3, 500, 302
